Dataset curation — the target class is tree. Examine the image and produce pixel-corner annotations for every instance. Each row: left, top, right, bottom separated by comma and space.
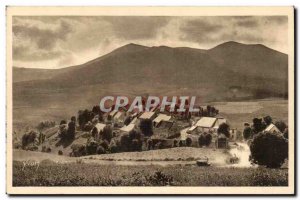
102, 125, 113, 142
252, 118, 266, 134
186, 137, 192, 147
205, 133, 212, 146
67, 116, 76, 140
217, 123, 230, 138
21, 130, 38, 149
243, 126, 252, 140
275, 121, 287, 133
139, 119, 153, 137
78, 109, 94, 130
250, 131, 288, 168
198, 134, 206, 147
283, 128, 288, 139
263, 116, 273, 126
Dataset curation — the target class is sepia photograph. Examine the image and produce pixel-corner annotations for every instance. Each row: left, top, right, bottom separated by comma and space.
6, 6, 294, 195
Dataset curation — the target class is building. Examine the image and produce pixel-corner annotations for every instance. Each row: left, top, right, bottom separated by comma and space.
264, 124, 282, 134
91, 123, 106, 141
153, 114, 172, 127
120, 123, 136, 133
188, 117, 227, 134
139, 111, 157, 121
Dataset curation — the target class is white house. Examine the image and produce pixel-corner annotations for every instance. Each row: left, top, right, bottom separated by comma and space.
153, 114, 172, 127
188, 117, 227, 134
264, 124, 282, 134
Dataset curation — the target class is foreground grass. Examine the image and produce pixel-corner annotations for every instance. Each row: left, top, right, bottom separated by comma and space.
13, 161, 288, 186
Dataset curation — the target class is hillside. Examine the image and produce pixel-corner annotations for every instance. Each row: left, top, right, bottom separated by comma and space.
13, 42, 288, 128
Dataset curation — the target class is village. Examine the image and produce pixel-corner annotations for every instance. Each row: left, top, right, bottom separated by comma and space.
15, 97, 285, 165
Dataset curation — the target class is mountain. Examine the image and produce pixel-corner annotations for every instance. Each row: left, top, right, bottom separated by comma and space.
13, 42, 288, 127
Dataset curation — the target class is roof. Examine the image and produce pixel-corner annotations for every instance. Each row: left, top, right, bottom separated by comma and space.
139, 111, 156, 119
180, 128, 189, 140
130, 117, 138, 124
264, 124, 281, 133
195, 117, 217, 128
114, 111, 124, 120
188, 125, 197, 131
213, 118, 227, 129
120, 124, 135, 132
94, 123, 106, 133
153, 114, 171, 124
109, 110, 118, 117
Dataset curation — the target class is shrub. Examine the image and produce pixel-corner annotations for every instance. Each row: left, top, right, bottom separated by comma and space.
139, 119, 153, 137
217, 123, 230, 138
205, 133, 212, 146
100, 140, 109, 150
147, 139, 154, 150
78, 109, 94, 130
252, 118, 266, 134
86, 140, 98, 155
36, 121, 56, 132
186, 137, 192, 147
21, 130, 38, 149
109, 144, 118, 153
146, 171, 174, 186
263, 116, 273, 126
275, 121, 287, 133
250, 131, 288, 168
243, 127, 252, 140
70, 144, 87, 157
102, 125, 113, 142
283, 128, 288, 139
96, 146, 106, 154
198, 134, 206, 147
120, 134, 131, 152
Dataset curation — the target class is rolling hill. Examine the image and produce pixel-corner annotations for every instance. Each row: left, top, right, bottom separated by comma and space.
13, 41, 288, 128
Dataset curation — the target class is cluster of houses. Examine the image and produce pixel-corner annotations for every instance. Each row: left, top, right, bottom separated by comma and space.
90, 106, 239, 149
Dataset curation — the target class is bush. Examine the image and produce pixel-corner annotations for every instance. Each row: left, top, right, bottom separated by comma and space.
102, 125, 113, 142
21, 130, 38, 149
205, 133, 212, 146
217, 123, 230, 138
100, 140, 109, 150
86, 140, 98, 155
139, 119, 153, 137
252, 118, 266, 134
71, 144, 86, 157
275, 121, 287, 133
243, 127, 252, 140
96, 146, 106, 154
58, 150, 63, 155
78, 109, 95, 130
186, 137, 192, 147
36, 121, 56, 132
198, 134, 206, 147
250, 131, 288, 168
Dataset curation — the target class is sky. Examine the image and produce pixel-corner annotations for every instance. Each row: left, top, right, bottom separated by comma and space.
12, 16, 288, 69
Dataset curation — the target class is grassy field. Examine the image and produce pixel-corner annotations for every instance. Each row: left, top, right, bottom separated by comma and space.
13, 161, 288, 186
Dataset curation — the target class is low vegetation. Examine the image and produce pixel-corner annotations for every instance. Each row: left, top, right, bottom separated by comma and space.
13, 161, 288, 186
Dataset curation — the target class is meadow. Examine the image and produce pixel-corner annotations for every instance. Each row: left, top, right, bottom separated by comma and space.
13, 161, 288, 186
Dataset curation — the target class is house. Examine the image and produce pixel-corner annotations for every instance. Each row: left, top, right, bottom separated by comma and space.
187, 117, 227, 134
153, 114, 172, 127
108, 110, 118, 118
113, 111, 125, 121
264, 124, 282, 134
120, 123, 136, 133
139, 111, 156, 121
91, 123, 106, 141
